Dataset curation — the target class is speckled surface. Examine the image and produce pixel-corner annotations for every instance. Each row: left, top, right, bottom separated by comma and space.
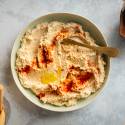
0, 0, 125, 125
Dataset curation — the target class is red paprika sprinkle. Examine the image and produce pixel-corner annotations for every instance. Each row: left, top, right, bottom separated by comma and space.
18, 65, 31, 74
77, 72, 93, 84
40, 45, 53, 67
37, 93, 45, 99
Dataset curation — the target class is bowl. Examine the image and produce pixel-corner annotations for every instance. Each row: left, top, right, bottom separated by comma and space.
11, 13, 110, 112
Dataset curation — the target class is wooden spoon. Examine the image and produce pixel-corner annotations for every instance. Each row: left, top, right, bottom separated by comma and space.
61, 38, 119, 57
0, 84, 5, 125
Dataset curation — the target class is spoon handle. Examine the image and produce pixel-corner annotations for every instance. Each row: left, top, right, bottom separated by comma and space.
91, 46, 119, 57
79, 42, 119, 57
63, 38, 119, 57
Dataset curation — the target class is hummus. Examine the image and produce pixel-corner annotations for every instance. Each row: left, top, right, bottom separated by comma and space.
16, 21, 105, 106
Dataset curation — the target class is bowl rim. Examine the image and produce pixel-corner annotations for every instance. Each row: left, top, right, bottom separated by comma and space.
11, 12, 110, 112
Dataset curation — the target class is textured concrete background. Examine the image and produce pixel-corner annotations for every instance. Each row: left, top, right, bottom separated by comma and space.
0, 0, 125, 125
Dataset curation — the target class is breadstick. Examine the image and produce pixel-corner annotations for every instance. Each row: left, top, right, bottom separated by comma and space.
0, 85, 3, 112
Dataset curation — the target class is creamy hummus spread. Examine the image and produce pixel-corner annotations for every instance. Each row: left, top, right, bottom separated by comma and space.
16, 21, 105, 106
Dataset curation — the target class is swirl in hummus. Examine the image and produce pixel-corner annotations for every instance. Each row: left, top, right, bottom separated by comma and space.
16, 21, 105, 106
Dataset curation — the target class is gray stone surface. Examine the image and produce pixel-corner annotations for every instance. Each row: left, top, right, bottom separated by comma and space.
0, 0, 125, 125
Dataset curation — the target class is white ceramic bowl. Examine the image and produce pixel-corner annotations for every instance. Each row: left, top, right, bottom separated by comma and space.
11, 13, 110, 112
